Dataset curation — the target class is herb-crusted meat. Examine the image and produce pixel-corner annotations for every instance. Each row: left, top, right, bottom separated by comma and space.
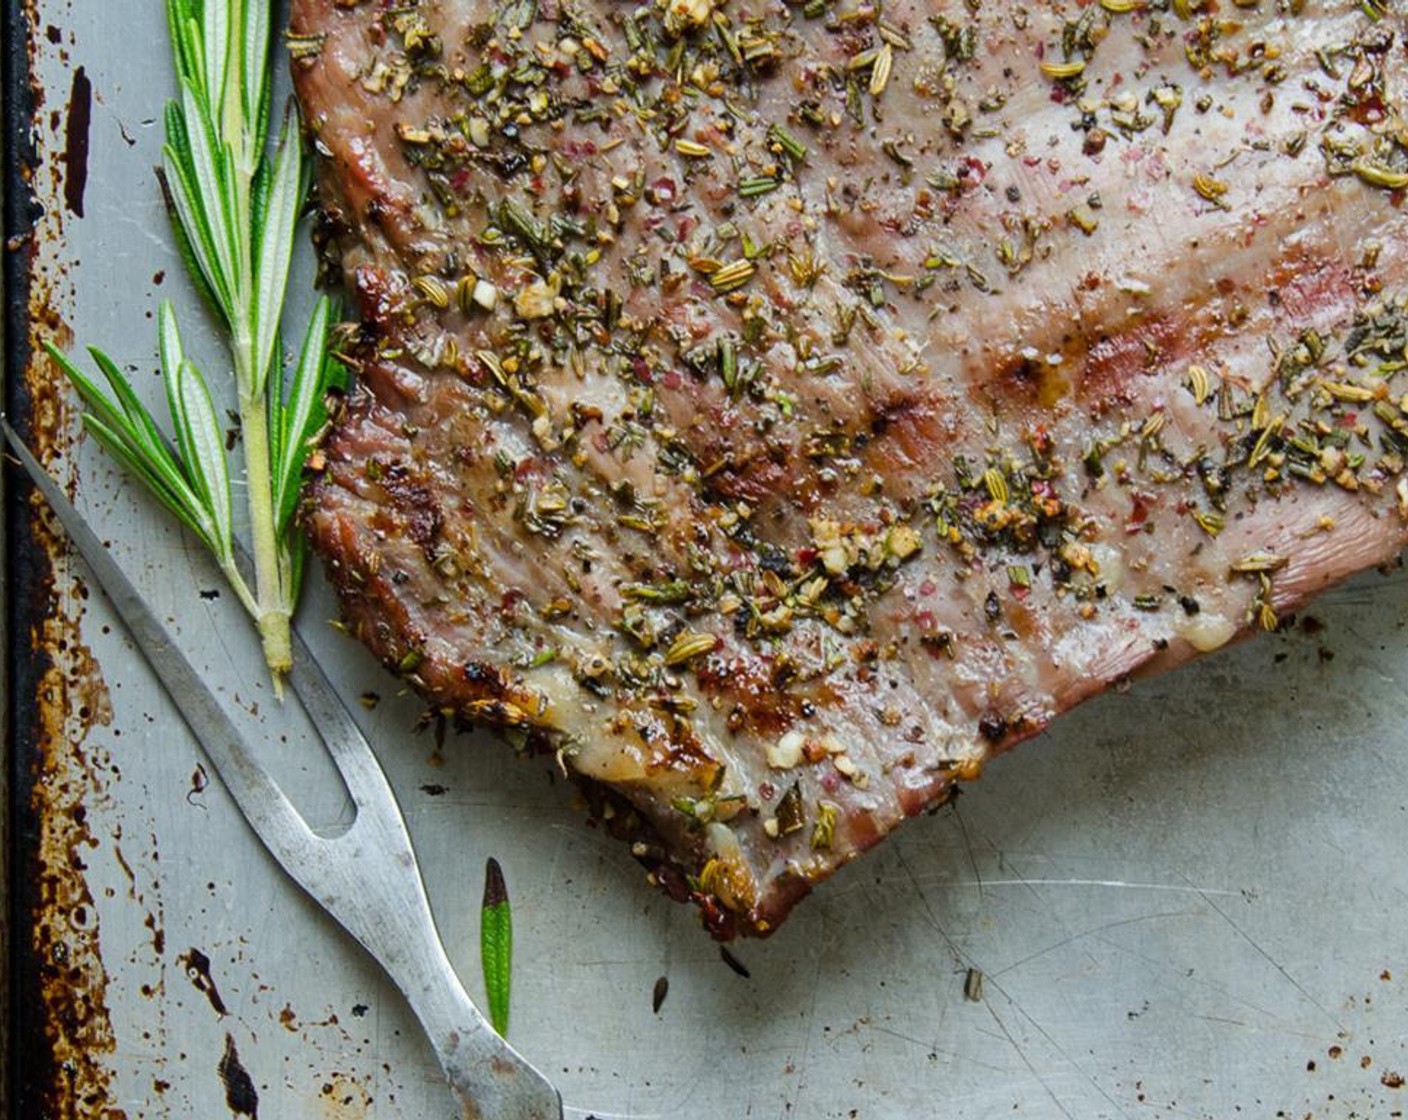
292, 0, 1408, 936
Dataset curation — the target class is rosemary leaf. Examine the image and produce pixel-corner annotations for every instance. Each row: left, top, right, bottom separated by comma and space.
82, 345, 171, 457
175, 87, 238, 298
80, 414, 219, 551
240, 2, 272, 142
202, 0, 232, 107
44, 344, 128, 443
168, 358, 235, 564
48, 333, 222, 556
481, 857, 513, 1037
157, 299, 186, 381
251, 111, 305, 399
161, 122, 234, 310
272, 297, 342, 534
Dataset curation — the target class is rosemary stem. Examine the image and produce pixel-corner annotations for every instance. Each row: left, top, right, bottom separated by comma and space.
219, 557, 262, 621
238, 388, 292, 687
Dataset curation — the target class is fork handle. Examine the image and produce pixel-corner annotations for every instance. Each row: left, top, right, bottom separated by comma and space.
393, 942, 564, 1120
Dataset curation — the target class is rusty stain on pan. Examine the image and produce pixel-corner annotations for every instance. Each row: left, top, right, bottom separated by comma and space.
6, 1, 123, 1115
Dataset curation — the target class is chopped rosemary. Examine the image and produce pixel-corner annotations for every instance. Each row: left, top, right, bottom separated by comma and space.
810, 801, 838, 849
1040, 59, 1086, 80
768, 124, 808, 163
739, 176, 780, 198
709, 259, 757, 294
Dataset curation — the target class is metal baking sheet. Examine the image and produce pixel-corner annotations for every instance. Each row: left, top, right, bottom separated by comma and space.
7, 2, 1408, 1117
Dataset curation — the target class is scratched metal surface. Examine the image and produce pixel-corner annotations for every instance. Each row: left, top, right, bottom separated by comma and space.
10, 2, 1408, 1118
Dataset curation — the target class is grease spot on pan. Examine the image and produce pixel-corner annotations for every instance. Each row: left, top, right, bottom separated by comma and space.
63, 65, 91, 218
219, 1033, 260, 1119
179, 947, 229, 1017
318, 1074, 373, 1119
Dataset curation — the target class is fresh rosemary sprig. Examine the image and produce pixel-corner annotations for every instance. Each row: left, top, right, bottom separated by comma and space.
48, 0, 342, 688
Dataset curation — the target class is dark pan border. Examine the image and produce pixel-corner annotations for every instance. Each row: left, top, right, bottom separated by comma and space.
4, 0, 54, 1115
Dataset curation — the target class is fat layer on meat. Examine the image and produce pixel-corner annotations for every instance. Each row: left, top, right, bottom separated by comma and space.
292, 0, 1408, 936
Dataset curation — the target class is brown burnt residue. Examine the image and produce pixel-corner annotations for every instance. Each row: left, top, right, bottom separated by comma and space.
218, 1034, 260, 1119
62, 65, 91, 218
318, 1074, 373, 1120
26, 601, 120, 1117
178, 948, 229, 1017
12, 2, 122, 1116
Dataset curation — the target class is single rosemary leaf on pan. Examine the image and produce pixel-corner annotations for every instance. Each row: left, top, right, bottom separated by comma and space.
481, 857, 514, 1037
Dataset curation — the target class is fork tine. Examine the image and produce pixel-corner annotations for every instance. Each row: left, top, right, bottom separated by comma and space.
283, 620, 391, 809
208, 720, 324, 868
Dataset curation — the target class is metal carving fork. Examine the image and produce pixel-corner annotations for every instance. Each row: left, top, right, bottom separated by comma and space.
4, 421, 571, 1120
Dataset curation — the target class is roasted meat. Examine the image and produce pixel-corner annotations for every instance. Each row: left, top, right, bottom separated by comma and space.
291, 0, 1408, 936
